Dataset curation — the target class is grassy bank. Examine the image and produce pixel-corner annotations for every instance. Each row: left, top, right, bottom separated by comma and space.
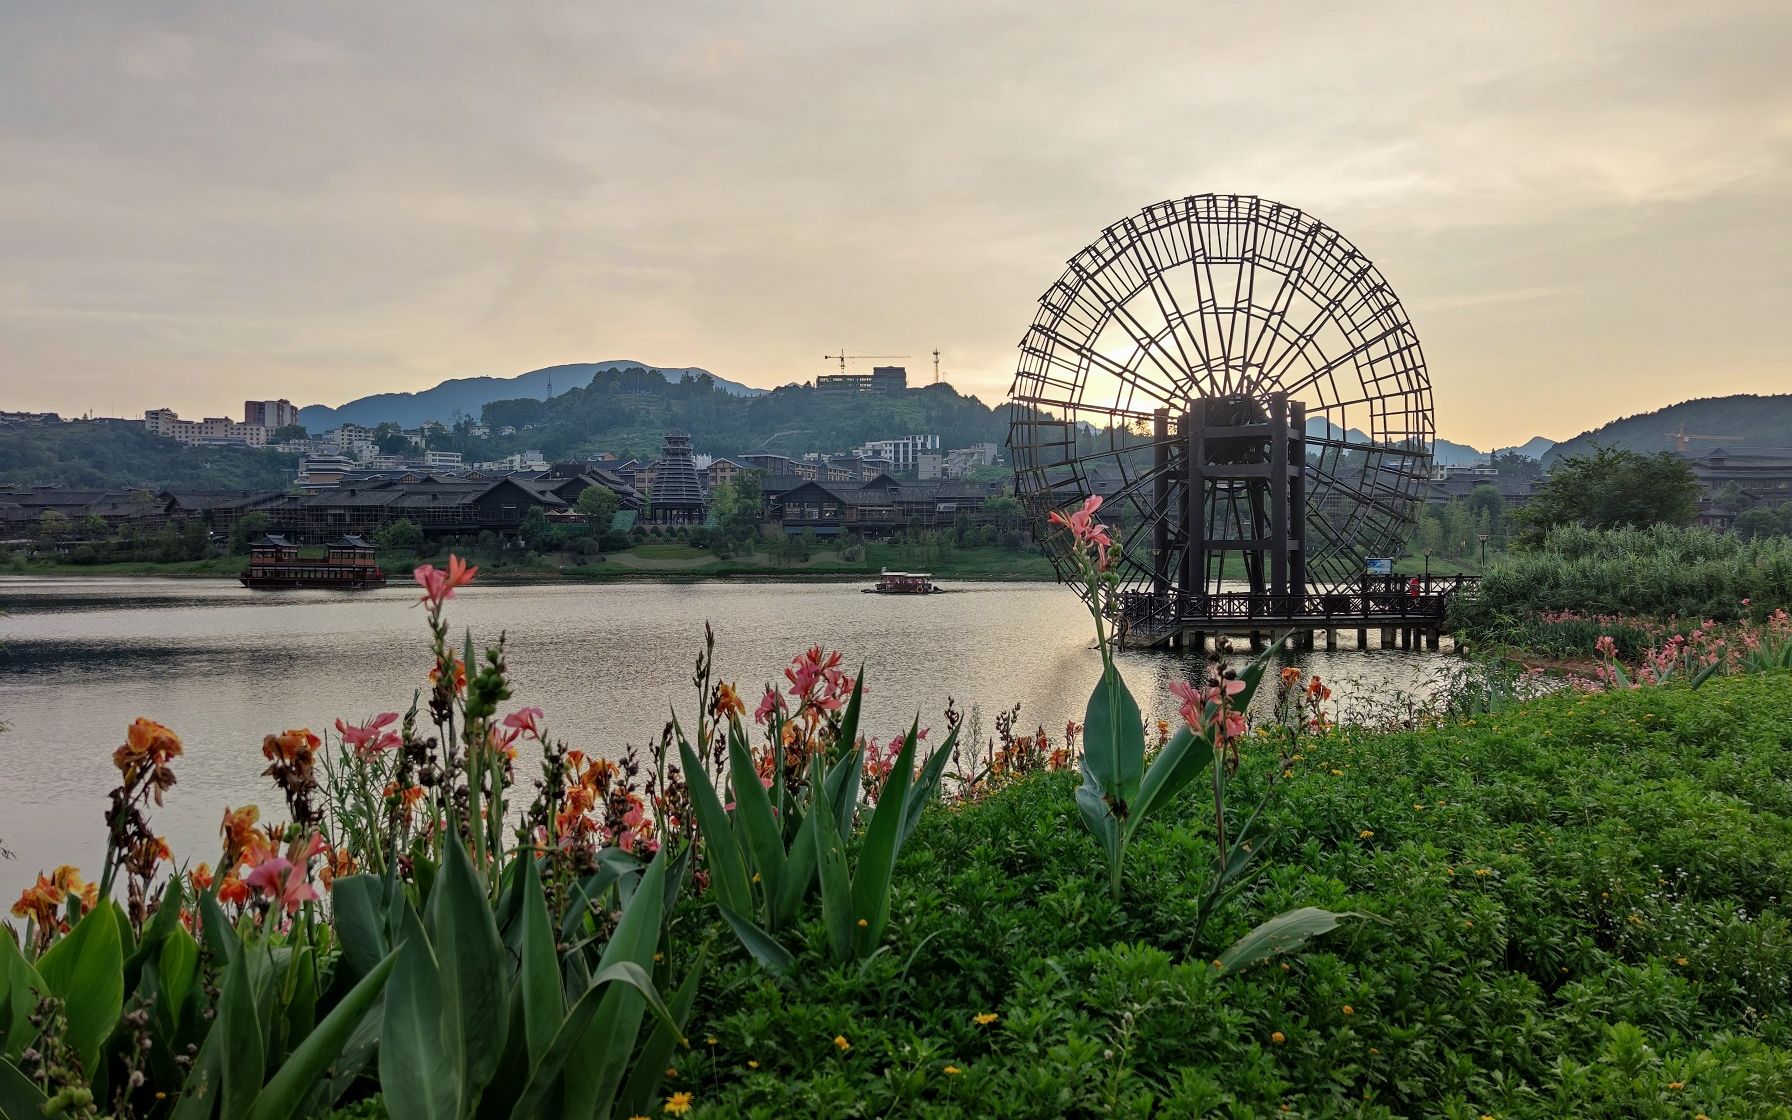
665, 674, 1792, 1117
8, 543, 1058, 583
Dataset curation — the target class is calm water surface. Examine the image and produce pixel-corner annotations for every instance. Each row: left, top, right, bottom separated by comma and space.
0, 576, 1452, 898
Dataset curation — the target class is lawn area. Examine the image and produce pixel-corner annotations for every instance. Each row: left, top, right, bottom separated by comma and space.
666, 673, 1792, 1117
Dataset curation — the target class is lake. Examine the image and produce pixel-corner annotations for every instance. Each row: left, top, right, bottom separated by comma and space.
0, 576, 1455, 899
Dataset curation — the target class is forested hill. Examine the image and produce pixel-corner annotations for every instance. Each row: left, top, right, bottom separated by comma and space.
0, 421, 297, 489
1546, 394, 1792, 463
495, 366, 1011, 461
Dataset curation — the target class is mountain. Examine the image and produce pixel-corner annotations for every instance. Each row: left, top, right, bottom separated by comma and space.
1545, 395, 1792, 464
1304, 419, 1546, 465
297, 361, 766, 431
0, 420, 296, 489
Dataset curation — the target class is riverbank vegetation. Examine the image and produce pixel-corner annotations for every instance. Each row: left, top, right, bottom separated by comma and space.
6, 551, 1792, 1118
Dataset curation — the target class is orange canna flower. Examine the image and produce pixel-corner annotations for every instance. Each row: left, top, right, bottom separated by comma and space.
113, 717, 183, 783
11, 872, 66, 927
429, 657, 468, 695
221, 804, 266, 865
217, 870, 251, 907
189, 862, 215, 892
1280, 666, 1303, 688
714, 682, 746, 721
263, 728, 321, 765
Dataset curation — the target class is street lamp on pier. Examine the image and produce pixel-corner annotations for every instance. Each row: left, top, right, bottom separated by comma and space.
1477, 532, 1489, 567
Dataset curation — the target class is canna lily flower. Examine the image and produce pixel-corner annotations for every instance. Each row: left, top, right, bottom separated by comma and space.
502, 706, 545, 739
413, 553, 478, 609
713, 682, 746, 721
1280, 666, 1303, 689
336, 712, 401, 759
113, 717, 183, 790
220, 804, 266, 865
245, 850, 319, 913
1049, 494, 1114, 569
11, 872, 66, 928
263, 728, 321, 765
188, 862, 214, 892
753, 686, 783, 725
429, 657, 468, 695
1168, 680, 1205, 731
217, 870, 252, 907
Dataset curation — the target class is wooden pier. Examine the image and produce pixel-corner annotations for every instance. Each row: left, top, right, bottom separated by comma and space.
1118, 575, 1479, 652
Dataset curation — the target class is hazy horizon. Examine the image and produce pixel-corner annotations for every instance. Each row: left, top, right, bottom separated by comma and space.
4, 1, 1789, 448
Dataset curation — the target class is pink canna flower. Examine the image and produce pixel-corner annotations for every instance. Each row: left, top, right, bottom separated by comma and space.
1050, 495, 1114, 570
413, 553, 478, 609
245, 852, 319, 913
336, 712, 401, 760
502, 707, 545, 738
753, 686, 783, 725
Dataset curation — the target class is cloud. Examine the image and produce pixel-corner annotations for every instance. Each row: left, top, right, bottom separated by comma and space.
1, 0, 1788, 447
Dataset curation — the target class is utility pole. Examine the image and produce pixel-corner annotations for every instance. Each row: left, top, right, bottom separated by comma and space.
932, 348, 941, 385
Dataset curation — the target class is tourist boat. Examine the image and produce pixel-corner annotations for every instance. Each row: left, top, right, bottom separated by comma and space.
864, 569, 942, 595
240, 534, 387, 590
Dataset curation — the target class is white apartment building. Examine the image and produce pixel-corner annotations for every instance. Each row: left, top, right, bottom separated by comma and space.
144, 408, 269, 447
854, 434, 940, 475
244, 399, 300, 429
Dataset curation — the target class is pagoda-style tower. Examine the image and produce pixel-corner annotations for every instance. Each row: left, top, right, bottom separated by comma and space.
647, 431, 708, 524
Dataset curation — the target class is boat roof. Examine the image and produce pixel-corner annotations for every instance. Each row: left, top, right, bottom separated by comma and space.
880, 570, 933, 578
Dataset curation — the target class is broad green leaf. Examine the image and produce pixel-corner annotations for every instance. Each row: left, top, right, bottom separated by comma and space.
216, 945, 267, 1120
246, 948, 398, 1120
198, 890, 240, 965
616, 941, 708, 1119
1230, 638, 1284, 710
428, 834, 509, 1106
851, 720, 919, 955
1215, 907, 1368, 972
812, 758, 856, 964
770, 802, 822, 931
516, 851, 562, 1070
823, 742, 865, 836
726, 714, 786, 904
1129, 726, 1213, 837
35, 901, 123, 1075
716, 905, 795, 975
0, 1056, 49, 1120
158, 927, 200, 1032
901, 723, 961, 846
677, 736, 753, 916
562, 849, 667, 1118
506, 961, 681, 1120
1074, 782, 1121, 866
171, 1014, 223, 1120
0, 933, 46, 1061
330, 874, 389, 980
122, 876, 183, 995
380, 902, 462, 1120
558, 851, 643, 942
1083, 664, 1145, 807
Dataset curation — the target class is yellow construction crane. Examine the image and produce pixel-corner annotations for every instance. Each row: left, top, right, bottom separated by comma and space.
1666, 423, 1743, 453
823, 351, 909, 373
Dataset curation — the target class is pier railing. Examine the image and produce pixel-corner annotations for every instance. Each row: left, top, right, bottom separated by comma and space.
1117, 575, 1480, 635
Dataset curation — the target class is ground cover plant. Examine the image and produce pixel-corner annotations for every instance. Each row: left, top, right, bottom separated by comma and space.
5, 546, 1791, 1118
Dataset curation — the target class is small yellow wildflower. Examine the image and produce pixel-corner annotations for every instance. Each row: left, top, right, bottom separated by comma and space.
1342, 1005, 1354, 1016
705, 1036, 717, 1046
1675, 956, 1689, 966
1359, 829, 1374, 839
653, 952, 664, 962
1282, 769, 1293, 779
834, 1035, 851, 1051
974, 1012, 999, 1025
1271, 1031, 1286, 1044
1464, 920, 1474, 928
663, 1091, 694, 1115
751, 872, 761, 883
746, 1059, 759, 1069
1668, 1081, 1684, 1090
944, 1065, 962, 1076
1474, 868, 1491, 877
1413, 803, 1424, 811
857, 918, 868, 928
1331, 769, 1344, 777
665, 1068, 677, 1078
1369, 1047, 1379, 1055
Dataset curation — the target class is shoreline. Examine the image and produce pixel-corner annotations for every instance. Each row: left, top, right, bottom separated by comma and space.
2, 564, 1060, 586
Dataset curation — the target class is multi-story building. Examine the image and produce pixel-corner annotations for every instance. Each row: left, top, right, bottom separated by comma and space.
816, 365, 909, 394
144, 408, 269, 447
707, 457, 748, 491
855, 434, 940, 475
424, 450, 464, 469
244, 399, 300, 430
943, 442, 999, 477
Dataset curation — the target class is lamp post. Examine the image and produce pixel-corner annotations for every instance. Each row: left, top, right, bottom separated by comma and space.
1477, 532, 1489, 567
1422, 546, 1432, 582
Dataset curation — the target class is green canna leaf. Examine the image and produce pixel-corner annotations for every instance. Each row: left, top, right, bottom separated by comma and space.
34, 901, 123, 1077
615, 938, 708, 1120
215, 944, 267, 1120
329, 874, 390, 980
677, 735, 753, 916
427, 833, 510, 1107
716, 904, 796, 975
157, 927, 200, 1033
1129, 725, 1213, 840
812, 757, 856, 964
505, 960, 682, 1120
561, 848, 668, 1119
0, 932, 46, 1062
1083, 663, 1145, 808
171, 1012, 223, 1120
726, 714, 785, 908
380, 901, 463, 1120
850, 720, 919, 956
122, 875, 183, 996
516, 850, 562, 1070
771, 801, 822, 931
0, 1056, 49, 1120
901, 723, 961, 847
246, 948, 398, 1120
1215, 907, 1371, 972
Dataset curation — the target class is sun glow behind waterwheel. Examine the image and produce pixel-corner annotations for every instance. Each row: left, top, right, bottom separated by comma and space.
1008, 194, 1433, 610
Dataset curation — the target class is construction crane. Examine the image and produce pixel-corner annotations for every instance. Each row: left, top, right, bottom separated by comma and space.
1666, 423, 1743, 453
823, 351, 909, 373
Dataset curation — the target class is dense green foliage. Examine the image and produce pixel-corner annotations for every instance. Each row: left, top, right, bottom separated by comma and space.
0, 421, 297, 489
1454, 525, 1792, 636
1546, 392, 1792, 462
673, 674, 1792, 1117
1514, 447, 1699, 545
478, 367, 1008, 461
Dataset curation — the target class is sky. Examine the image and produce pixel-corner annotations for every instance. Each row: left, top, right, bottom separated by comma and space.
2, 1, 1789, 449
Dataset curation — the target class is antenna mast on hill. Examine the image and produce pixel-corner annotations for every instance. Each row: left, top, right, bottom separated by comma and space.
933, 348, 941, 385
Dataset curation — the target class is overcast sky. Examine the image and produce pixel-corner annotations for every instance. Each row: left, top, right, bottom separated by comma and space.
3, 1, 1789, 448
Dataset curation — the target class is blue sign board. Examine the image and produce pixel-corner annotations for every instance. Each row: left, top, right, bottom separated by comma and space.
1364, 557, 1393, 576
